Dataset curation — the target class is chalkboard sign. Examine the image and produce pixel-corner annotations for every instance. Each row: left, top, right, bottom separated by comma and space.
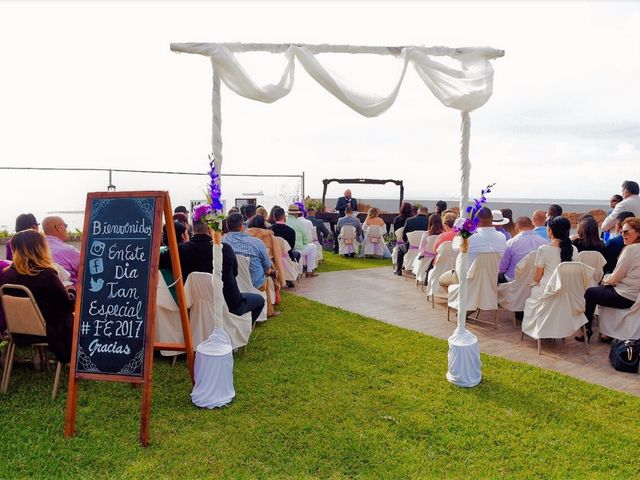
75, 196, 158, 377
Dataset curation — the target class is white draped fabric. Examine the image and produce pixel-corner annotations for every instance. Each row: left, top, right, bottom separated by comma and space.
171, 43, 503, 117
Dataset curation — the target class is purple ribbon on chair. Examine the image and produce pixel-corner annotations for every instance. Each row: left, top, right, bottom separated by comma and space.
409, 245, 419, 250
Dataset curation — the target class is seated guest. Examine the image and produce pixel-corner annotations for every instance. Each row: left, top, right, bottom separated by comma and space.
433, 212, 458, 255
456, 207, 507, 276
546, 204, 563, 224
492, 210, 512, 240
532, 210, 548, 240
286, 204, 319, 276
270, 206, 299, 262
0, 230, 75, 363
604, 211, 635, 273
42, 216, 81, 286
581, 217, 640, 342
159, 216, 264, 323
603, 197, 622, 242
530, 216, 577, 300
501, 208, 517, 237
5, 213, 39, 261
392, 202, 414, 232
223, 213, 273, 290
395, 207, 429, 275
307, 207, 330, 245
0, 259, 11, 332
572, 217, 605, 254
601, 180, 640, 233
256, 206, 270, 227
498, 216, 548, 283
434, 200, 447, 216
174, 205, 189, 215
162, 220, 189, 247
247, 214, 285, 314
364, 207, 385, 229
243, 204, 257, 228
337, 205, 364, 258
419, 214, 444, 257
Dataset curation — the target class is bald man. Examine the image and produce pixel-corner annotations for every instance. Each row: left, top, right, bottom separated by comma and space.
531, 210, 548, 240
43, 216, 81, 286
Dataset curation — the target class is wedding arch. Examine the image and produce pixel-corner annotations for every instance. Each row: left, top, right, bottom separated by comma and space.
170, 41, 505, 387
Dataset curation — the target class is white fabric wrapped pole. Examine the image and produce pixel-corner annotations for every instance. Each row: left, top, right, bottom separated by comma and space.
211, 65, 224, 328
446, 111, 482, 388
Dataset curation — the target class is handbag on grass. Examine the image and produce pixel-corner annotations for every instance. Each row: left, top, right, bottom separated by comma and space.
609, 340, 640, 374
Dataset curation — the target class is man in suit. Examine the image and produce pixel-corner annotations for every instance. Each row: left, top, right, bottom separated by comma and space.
334, 189, 358, 252
158, 220, 264, 323
395, 207, 429, 275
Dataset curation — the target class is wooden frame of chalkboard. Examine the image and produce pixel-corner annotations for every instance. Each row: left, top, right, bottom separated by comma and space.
64, 191, 195, 447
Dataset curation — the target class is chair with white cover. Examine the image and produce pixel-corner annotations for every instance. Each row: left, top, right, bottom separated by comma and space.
426, 241, 456, 308
0, 284, 64, 399
155, 273, 184, 357
402, 231, 424, 272
521, 262, 594, 354
338, 225, 359, 256
275, 236, 300, 283
447, 252, 502, 327
311, 227, 324, 262
391, 227, 405, 270
362, 224, 385, 258
599, 291, 640, 341
235, 255, 268, 322
183, 272, 252, 350
577, 250, 607, 286
497, 251, 536, 328
412, 233, 439, 288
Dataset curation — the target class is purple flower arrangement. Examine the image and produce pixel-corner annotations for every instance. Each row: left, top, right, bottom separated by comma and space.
193, 157, 226, 231
453, 183, 495, 239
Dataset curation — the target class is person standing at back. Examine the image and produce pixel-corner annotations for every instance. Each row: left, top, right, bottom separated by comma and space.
334, 189, 358, 253
601, 180, 640, 233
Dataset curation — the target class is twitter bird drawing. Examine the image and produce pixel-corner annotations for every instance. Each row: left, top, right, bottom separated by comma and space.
89, 277, 104, 292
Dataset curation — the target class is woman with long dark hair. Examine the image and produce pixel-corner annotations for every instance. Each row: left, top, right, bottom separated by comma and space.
529, 216, 578, 300
572, 217, 605, 254
500, 208, 517, 237
392, 202, 413, 232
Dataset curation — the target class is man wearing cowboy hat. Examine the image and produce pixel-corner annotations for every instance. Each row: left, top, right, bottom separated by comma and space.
286, 204, 319, 277
491, 209, 512, 240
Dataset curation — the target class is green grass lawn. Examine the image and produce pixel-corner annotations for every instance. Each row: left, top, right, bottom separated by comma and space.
318, 251, 392, 272
1, 293, 639, 478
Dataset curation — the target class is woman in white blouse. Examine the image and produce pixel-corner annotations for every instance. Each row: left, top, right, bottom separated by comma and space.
582, 217, 640, 343
530, 216, 578, 299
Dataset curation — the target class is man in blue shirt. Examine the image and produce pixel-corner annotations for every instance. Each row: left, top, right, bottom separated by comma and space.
223, 213, 273, 289
532, 210, 548, 240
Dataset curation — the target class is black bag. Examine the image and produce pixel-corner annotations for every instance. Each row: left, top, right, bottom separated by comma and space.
609, 340, 640, 373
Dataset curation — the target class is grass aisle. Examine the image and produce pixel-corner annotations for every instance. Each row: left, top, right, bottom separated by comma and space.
317, 252, 392, 272
1, 293, 639, 478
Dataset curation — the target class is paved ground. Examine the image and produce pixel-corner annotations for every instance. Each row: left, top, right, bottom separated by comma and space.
291, 266, 640, 397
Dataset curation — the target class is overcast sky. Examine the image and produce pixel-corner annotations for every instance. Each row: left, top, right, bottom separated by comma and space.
1, 0, 639, 230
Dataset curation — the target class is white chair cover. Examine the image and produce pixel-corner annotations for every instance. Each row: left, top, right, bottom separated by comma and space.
362, 224, 385, 257
190, 328, 235, 409
522, 262, 594, 339
311, 226, 323, 262
599, 292, 640, 340
402, 231, 424, 271
391, 226, 405, 269
412, 234, 438, 280
155, 274, 184, 357
497, 251, 536, 313
426, 241, 456, 299
448, 252, 501, 311
338, 225, 359, 255
235, 255, 268, 322
577, 250, 607, 286
52, 263, 73, 288
184, 272, 252, 349
275, 236, 300, 282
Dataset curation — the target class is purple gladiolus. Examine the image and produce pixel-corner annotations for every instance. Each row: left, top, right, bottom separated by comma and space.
193, 203, 212, 224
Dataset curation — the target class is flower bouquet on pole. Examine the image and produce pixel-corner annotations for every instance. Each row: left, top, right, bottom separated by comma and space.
446, 183, 494, 388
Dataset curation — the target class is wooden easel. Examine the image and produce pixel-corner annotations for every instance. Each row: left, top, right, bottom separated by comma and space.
64, 191, 194, 447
